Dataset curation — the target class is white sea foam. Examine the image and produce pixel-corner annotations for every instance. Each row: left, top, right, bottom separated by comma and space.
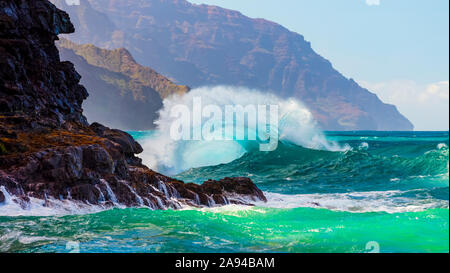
437, 143, 448, 150
2, 184, 447, 216
256, 191, 449, 213
101, 179, 119, 205
173, 188, 450, 215
0, 186, 107, 217
359, 142, 370, 150
120, 180, 144, 206
140, 86, 348, 174
182, 204, 267, 216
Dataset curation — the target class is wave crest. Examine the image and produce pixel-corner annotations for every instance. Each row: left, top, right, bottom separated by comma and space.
140, 86, 346, 174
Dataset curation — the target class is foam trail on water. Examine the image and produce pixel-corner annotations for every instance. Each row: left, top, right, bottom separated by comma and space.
257, 191, 449, 213
0, 186, 106, 217
140, 86, 347, 174
174, 189, 449, 214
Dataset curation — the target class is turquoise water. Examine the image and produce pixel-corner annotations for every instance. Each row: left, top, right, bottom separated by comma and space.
0, 131, 448, 253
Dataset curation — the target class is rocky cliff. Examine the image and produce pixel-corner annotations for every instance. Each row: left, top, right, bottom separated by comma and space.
57, 39, 188, 130
0, 0, 265, 212
50, 0, 414, 131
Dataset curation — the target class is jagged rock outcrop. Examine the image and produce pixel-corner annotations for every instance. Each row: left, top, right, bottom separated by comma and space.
56, 39, 188, 130
0, 0, 266, 211
1, 0, 87, 130
50, 0, 414, 131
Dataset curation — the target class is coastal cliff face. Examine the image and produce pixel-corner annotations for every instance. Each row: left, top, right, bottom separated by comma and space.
51, 0, 414, 131
57, 39, 189, 130
1, 0, 87, 130
0, 0, 265, 212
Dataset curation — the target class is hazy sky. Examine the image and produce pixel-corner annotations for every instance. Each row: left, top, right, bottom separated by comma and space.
189, 0, 449, 130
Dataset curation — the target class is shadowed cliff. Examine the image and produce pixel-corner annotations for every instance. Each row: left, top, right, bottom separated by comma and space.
57, 39, 189, 130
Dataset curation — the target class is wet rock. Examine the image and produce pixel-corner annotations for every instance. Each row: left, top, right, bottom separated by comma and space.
90, 123, 143, 155
82, 145, 114, 174
203, 177, 267, 202
0, 0, 266, 212
70, 184, 101, 205
169, 177, 266, 206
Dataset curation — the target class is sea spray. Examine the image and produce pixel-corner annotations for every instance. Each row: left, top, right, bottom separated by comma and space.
140, 86, 346, 174
0, 186, 106, 217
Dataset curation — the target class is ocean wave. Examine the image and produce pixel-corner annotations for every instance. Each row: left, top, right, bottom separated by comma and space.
176, 141, 449, 195
171, 189, 449, 214
1, 205, 448, 253
139, 86, 347, 174
256, 190, 449, 213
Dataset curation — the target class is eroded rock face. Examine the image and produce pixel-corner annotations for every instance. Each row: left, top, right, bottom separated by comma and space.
0, 0, 266, 211
89, 122, 143, 156
0, 0, 88, 130
0, 140, 266, 209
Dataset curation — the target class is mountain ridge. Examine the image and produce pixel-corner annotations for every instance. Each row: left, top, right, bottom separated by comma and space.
57, 38, 189, 130
58, 38, 190, 99
50, 0, 414, 131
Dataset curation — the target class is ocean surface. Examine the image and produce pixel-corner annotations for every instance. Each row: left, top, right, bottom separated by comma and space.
0, 131, 448, 253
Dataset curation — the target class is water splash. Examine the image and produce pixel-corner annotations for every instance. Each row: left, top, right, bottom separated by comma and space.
140, 86, 346, 174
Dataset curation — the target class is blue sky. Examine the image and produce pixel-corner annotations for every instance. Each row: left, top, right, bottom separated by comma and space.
189, 0, 449, 130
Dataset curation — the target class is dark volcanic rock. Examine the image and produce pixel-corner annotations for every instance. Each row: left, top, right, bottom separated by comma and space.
0, 0, 88, 130
89, 122, 143, 156
0, 0, 266, 211
203, 177, 267, 202
170, 177, 267, 207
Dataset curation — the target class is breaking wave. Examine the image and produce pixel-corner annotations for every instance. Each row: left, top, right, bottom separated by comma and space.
140, 86, 346, 174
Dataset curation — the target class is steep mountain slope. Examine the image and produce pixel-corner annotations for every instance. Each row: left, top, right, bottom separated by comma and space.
0, 0, 265, 211
58, 38, 189, 99
57, 39, 188, 130
51, 0, 414, 131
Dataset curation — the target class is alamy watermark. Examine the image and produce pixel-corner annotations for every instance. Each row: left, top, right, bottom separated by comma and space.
169, 97, 280, 151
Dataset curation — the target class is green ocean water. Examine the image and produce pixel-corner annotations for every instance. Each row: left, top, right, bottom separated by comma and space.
0, 131, 449, 253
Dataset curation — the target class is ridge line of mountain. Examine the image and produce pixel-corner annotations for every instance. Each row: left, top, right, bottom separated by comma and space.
51, 0, 414, 131
57, 38, 191, 130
